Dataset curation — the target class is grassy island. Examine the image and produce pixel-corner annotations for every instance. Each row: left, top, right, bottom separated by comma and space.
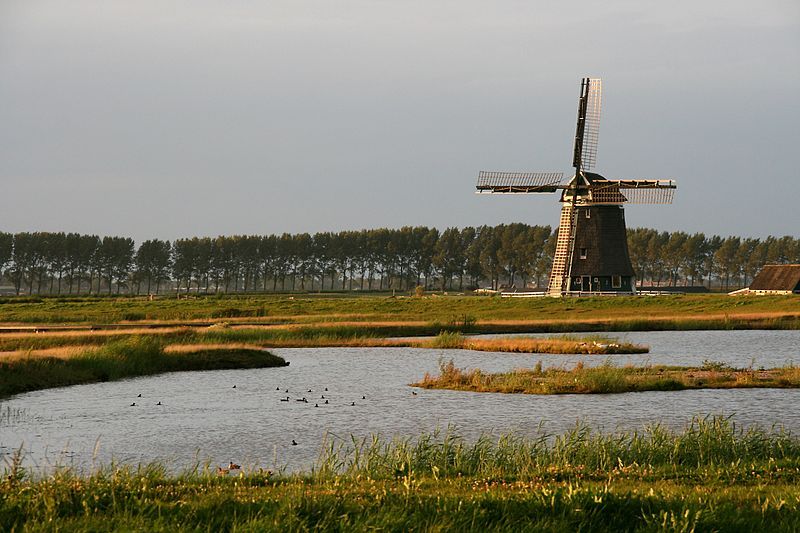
0, 337, 287, 399
414, 359, 800, 395
411, 331, 648, 354
3, 416, 800, 531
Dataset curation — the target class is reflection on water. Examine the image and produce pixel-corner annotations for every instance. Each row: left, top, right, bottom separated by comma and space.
2, 330, 799, 473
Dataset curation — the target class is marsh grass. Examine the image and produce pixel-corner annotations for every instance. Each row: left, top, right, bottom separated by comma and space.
418, 331, 648, 354
0, 337, 287, 399
415, 359, 800, 395
3, 416, 800, 531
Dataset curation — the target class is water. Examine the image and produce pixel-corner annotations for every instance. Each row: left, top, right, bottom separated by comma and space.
2, 330, 799, 473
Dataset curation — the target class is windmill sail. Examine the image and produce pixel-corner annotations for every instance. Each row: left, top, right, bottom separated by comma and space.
589, 179, 676, 204
581, 78, 602, 170
476, 171, 564, 193
572, 77, 602, 172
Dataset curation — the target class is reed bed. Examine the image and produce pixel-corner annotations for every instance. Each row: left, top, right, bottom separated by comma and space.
415, 359, 800, 395
3, 416, 800, 531
0, 337, 287, 399
418, 331, 648, 354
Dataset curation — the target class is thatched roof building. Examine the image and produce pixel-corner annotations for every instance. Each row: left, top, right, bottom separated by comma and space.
744, 264, 800, 294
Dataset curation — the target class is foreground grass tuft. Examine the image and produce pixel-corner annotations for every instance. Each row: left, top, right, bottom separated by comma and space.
3, 416, 800, 531
414, 359, 800, 395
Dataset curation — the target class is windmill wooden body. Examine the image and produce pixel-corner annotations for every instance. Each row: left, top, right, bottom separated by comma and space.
477, 78, 676, 296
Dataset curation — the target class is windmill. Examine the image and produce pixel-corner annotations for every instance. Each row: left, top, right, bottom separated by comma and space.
476, 77, 676, 296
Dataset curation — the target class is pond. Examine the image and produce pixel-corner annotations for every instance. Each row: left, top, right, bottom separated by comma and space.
2, 330, 799, 473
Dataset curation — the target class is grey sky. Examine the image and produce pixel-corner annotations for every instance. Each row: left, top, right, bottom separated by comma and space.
1, 0, 798, 242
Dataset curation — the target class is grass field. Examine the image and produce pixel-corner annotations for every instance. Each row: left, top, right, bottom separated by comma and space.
0, 337, 287, 399
0, 293, 798, 330
3, 416, 800, 531
415, 359, 800, 395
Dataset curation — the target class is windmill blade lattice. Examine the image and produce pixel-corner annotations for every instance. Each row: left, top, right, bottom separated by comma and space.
590, 179, 676, 204
581, 78, 602, 171
476, 171, 564, 193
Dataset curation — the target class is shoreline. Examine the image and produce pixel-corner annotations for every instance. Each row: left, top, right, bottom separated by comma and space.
0, 340, 287, 400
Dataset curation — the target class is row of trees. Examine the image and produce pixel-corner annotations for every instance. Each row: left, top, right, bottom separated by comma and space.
0, 227, 797, 295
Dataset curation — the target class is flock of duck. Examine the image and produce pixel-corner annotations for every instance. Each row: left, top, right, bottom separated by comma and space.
274, 386, 366, 408
126, 383, 392, 461
129, 393, 158, 407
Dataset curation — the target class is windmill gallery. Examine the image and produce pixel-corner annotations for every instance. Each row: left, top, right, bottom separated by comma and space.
477, 77, 677, 296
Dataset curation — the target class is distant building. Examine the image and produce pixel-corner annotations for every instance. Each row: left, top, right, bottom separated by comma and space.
732, 264, 800, 295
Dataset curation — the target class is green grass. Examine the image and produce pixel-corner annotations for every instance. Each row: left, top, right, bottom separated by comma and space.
0, 337, 287, 399
3, 416, 800, 531
0, 293, 797, 327
415, 359, 800, 395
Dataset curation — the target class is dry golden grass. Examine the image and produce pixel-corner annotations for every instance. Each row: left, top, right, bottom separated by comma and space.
458, 337, 647, 354
163, 343, 266, 353
0, 327, 189, 340
0, 345, 99, 361
412, 333, 648, 354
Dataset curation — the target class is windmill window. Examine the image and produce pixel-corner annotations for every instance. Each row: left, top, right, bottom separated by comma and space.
612, 275, 622, 288
580, 248, 587, 259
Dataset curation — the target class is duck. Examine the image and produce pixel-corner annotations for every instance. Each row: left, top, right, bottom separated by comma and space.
156, 401, 162, 406
232, 385, 237, 389
321, 395, 325, 399
130, 402, 137, 407
276, 387, 280, 391
324, 387, 328, 391
412, 391, 418, 396
362, 395, 366, 400
291, 440, 298, 446
280, 397, 290, 402
350, 402, 355, 406
314, 403, 319, 407
137, 393, 142, 398
217, 466, 229, 476
228, 462, 241, 470
324, 400, 329, 404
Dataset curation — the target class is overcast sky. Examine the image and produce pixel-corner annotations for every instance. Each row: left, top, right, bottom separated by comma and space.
1, 0, 798, 242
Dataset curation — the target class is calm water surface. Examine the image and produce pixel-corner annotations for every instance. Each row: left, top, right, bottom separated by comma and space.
2, 330, 799, 472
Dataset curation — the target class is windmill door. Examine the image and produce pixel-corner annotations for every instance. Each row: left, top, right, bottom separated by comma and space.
582, 276, 591, 292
